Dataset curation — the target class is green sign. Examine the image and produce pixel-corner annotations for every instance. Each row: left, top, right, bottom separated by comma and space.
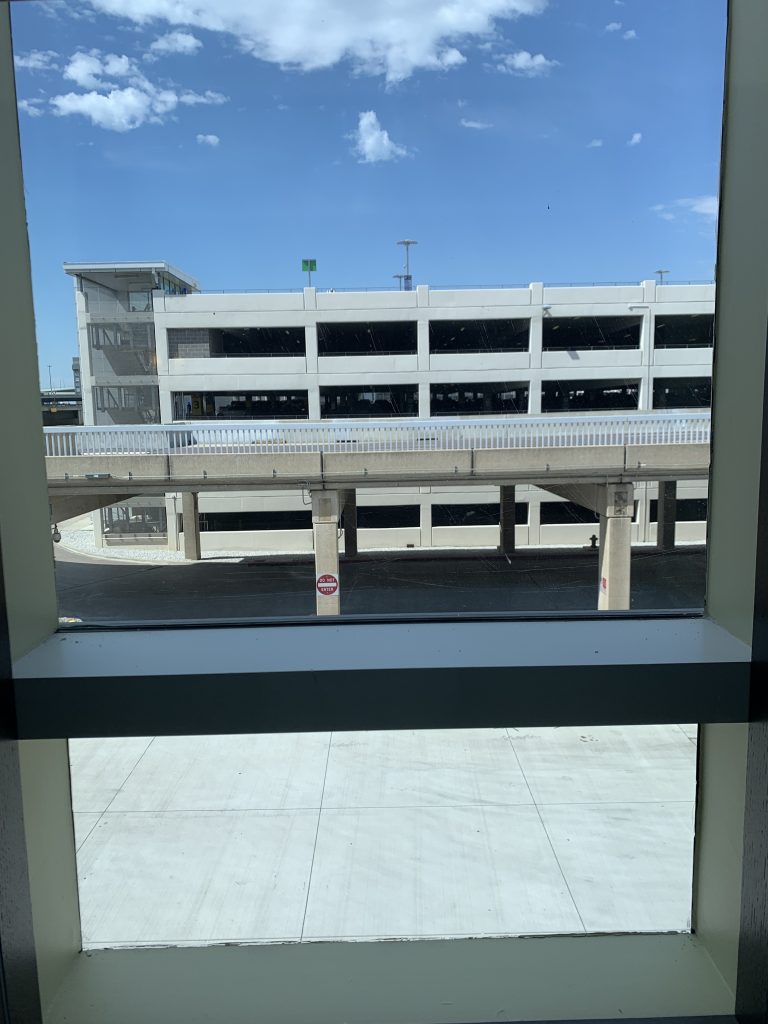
301, 259, 317, 272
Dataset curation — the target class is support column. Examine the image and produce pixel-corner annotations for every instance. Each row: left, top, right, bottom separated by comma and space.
166, 494, 180, 552
418, 381, 430, 418
312, 490, 340, 615
181, 491, 201, 561
657, 480, 677, 552
597, 484, 633, 610
499, 485, 516, 555
342, 489, 358, 557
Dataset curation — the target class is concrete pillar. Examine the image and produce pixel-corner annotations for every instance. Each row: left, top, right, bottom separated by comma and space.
166, 493, 180, 552
657, 480, 677, 552
499, 485, 516, 554
312, 490, 340, 615
417, 320, 430, 371
597, 484, 633, 610
181, 491, 201, 561
305, 323, 319, 375
342, 489, 358, 557
418, 381, 430, 418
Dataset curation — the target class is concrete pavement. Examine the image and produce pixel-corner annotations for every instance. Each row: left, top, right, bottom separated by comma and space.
54, 546, 706, 623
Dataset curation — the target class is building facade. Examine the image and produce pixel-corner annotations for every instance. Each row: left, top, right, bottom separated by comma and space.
64, 264, 713, 553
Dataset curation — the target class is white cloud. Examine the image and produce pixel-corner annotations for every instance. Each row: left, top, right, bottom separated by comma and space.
677, 195, 718, 218
652, 195, 719, 222
63, 50, 133, 89
352, 110, 407, 163
49, 48, 228, 130
460, 118, 493, 129
496, 49, 558, 76
84, 0, 549, 83
50, 87, 156, 131
623, 29, 637, 39
179, 89, 227, 105
17, 98, 45, 117
587, 138, 603, 148
149, 30, 202, 56
35, 0, 95, 19
605, 22, 621, 31
13, 49, 59, 71
196, 133, 219, 146
628, 131, 642, 146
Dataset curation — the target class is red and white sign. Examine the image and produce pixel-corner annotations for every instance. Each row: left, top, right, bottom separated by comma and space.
316, 573, 339, 597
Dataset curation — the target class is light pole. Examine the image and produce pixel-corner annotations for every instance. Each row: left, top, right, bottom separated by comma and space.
397, 239, 417, 290
47, 364, 53, 393
655, 268, 670, 287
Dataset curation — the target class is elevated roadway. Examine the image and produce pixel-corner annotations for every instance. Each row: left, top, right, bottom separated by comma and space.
45, 412, 711, 614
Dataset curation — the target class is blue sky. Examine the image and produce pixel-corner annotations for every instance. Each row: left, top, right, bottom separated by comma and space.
11, 0, 726, 386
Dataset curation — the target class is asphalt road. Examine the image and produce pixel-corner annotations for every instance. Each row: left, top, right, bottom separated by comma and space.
54, 545, 707, 625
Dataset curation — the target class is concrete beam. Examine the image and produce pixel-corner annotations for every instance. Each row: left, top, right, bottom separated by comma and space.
474, 446, 624, 478
180, 492, 201, 561
168, 452, 322, 484
537, 483, 604, 516
625, 443, 709, 475
49, 493, 134, 525
312, 490, 340, 616
322, 450, 473, 482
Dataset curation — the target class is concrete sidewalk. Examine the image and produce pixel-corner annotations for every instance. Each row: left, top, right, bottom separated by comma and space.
70, 725, 697, 948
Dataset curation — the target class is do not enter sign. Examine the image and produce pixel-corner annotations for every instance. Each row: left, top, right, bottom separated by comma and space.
316, 573, 339, 597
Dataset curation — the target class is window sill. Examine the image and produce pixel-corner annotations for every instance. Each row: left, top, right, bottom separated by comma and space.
12, 616, 750, 738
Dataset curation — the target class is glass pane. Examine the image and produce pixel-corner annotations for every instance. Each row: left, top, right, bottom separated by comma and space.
69, 725, 697, 948
11, 0, 724, 623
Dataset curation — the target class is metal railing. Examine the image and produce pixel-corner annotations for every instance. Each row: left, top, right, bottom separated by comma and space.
44, 411, 711, 458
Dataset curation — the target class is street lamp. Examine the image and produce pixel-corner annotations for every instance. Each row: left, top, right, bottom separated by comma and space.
655, 268, 670, 286
397, 239, 417, 290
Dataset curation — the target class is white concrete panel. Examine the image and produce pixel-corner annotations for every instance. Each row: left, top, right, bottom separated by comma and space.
108, 733, 331, 812
507, 725, 696, 804
318, 355, 418, 374
69, 737, 154, 812
428, 289, 531, 308
430, 526, 501, 547
74, 812, 102, 850
356, 528, 422, 551
656, 285, 715, 302
198, 530, 314, 553
302, 805, 583, 939
166, 373, 314, 391
652, 349, 713, 366
542, 288, 645, 305
162, 293, 305, 313
316, 292, 417, 310
167, 357, 307, 376
322, 729, 534, 809
78, 810, 319, 946
542, 350, 642, 369
158, 311, 311, 329
429, 353, 530, 372
539, 802, 695, 932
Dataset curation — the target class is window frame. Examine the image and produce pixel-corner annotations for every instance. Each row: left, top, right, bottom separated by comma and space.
4, 2, 768, 1023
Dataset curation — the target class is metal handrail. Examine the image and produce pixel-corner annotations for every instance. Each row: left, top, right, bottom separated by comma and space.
44, 412, 711, 458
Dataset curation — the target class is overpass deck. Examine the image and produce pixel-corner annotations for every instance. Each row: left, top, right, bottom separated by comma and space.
45, 412, 711, 494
